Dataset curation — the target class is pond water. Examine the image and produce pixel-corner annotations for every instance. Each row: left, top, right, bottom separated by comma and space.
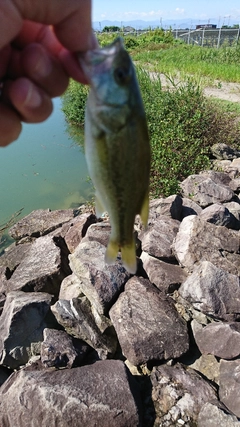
0, 97, 93, 247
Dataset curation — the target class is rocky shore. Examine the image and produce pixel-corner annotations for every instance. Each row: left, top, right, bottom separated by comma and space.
0, 143, 239, 426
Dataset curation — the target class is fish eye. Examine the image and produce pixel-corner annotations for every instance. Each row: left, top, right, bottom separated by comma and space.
114, 67, 130, 85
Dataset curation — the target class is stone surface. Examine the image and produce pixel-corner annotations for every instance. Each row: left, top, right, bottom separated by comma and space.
140, 251, 188, 293
59, 273, 84, 300
0, 242, 32, 273
0, 360, 142, 427
211, 143, 240, 160
0, 291, 53, 369
198, 402, 240, 427
139, 215, 180, 260
81, 221, 111, 247
0, 366, 12, 387
64, 213, 97, 253
230, 177, 240, 192
199, 203, 239, 229
193, 321, 240, 359
69, 240, 130, 314
109, 277, 189, 365
173, 215, 240, 275
188, 353, 220, 385
181, 197, 202, 218
219, 359, 240, 418
150, 363, 216, 426
180, 173, 234, 207
6, 235, 70, 296
41, 328, 89, 368
179, 261, 240, 320
9, 208, 75, 240
51, 297, 117, 358
224, 201, 240, 221
149, 195, 183, 220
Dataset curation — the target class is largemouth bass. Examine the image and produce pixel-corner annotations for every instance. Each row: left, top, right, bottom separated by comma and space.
79, 38, 150, 274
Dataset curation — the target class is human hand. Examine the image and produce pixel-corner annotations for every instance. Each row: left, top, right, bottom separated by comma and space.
0, 0, 97, 146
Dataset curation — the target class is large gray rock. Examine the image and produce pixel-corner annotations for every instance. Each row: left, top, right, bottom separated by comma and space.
179, 261, 240, 320
0, 291, 52, 369
64, 213, 97, 253
69, 240, 130, 315
59, 273, 84, 300
6, 235, 69, 296
219, 359, 240, 418
0, 242, 32, 273
150, 363, 216, 425
188, 353, 220, 385
180, 173, 234, 207
173, 215, 240, 274
198, 402, 240, 427
193, 321, 240, 359
224, 201, 240, 221
109, 277, 189, 365
140, 251, 188, 293
51, 297, 117, 359
0, 360, 142, 427
41, 328, 89, 368
211, 143, 240, 160
149, 195, 183, 220
9, 208, 76, 240
139, 215, 180, 260
81, 221, 111, 247
181, 197, 202, 218
199, 203, 239, 229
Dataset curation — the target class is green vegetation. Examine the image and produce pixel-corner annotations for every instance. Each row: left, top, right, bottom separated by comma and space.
62, 30, 240, 197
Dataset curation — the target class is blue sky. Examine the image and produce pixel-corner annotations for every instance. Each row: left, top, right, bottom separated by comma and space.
92, 1, 240, 25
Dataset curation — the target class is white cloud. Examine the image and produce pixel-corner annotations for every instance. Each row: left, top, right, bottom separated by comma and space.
175, 8, 185, 15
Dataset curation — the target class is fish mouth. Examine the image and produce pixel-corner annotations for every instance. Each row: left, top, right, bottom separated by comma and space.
78, 37, 125, 80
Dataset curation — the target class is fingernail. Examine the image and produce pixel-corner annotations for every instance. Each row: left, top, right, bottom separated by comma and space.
24, 82, 42, 108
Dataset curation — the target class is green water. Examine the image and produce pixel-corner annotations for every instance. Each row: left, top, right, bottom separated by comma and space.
0, 97, 93, 244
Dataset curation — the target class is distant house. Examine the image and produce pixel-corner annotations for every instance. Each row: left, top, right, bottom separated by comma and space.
196, 24, 217, 29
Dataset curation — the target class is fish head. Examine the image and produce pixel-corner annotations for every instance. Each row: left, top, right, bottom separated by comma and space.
79, 38, 136, 108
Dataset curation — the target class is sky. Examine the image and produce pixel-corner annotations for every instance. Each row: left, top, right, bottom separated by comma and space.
92, 1, 240, 25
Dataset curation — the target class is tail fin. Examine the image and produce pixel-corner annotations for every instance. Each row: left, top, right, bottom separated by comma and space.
121, 240, 137, 275
105, 238, 137, 274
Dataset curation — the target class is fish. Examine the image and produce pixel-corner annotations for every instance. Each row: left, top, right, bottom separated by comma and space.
79, 37, 150, 274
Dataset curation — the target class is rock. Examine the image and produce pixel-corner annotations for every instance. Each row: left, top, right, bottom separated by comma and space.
0, 242, 32, 273
173, 215, 240, 275
64, 213, 97, 253
188, 353, 220, 385
224, 201, 240, 221
229, 177, 240, 192
109, 277, 189, 365
0, 291, 53, 369
150, 363, 217, 425
179, 261, 240, 320
6, 235, 69, 297
139, 215, 180, 260
69, 240, 131, 315
199, 203, 239, 229
41, 328, 89, 368
9, 208, 76, 240
193, 321, 240, 359
149, 195, 183, 220
59, 273, 84, 300
232, 157, 240, 172
0, 360, 142, 427
140, 251, 188, 293
211, 143, 240, 160
51, 297, 117, 358
198, 402, 240, 427
181, 197, 202, 218
180, 173, 234, 207
219, 359, 240, 418
81, 221, 111, 247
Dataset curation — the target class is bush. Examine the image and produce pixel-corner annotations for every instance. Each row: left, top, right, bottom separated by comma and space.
62, 70, 240, 197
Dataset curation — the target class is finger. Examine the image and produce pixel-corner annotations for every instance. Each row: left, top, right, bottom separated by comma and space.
0, 104, 22, 146
21, 44, 69, 97
1, 0, 93, 51
4, 77, 53, 123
